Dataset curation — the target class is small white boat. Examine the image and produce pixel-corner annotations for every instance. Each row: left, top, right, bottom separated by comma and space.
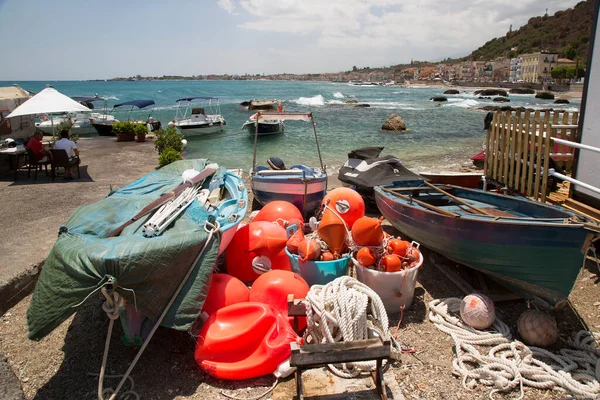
170, 97, 226, 136
250, 112, 327, 216
242, 112, 284, 136
36, 112, 97, 136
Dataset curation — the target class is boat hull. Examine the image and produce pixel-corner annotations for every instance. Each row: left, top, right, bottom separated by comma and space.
251, 170, 327, 216
93, 122, 115, 136
175, 122, 225, 135
243, 121, 284, 136
419, 172, 482, 188
374, 185, 592, 307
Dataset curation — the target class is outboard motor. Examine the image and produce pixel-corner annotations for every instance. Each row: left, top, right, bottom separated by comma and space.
267, 156, 286, 170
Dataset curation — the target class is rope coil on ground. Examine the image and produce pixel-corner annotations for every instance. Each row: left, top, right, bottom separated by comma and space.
429, 298, 600, 400
304, 276, 389, 378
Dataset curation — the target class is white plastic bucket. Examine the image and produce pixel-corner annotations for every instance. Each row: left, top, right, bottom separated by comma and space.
353, 250, 423, 314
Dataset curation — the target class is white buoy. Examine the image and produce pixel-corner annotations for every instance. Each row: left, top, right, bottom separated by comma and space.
460, 293, 496, 330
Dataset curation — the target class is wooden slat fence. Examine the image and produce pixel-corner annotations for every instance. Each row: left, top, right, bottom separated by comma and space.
483, 111, 579, 202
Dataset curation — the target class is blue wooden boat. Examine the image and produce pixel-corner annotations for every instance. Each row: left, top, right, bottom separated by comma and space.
250, 112, 327, 216
374, 180, 598, 308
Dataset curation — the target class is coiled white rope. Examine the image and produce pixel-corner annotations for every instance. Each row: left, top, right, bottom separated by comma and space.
96, 220, 220, 400
305, 276, 389, 378
429, 298, 600, 400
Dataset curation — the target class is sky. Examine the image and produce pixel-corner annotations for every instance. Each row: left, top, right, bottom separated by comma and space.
0, 0, 582, 80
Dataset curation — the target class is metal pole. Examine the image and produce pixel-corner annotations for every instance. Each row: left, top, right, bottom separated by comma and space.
551, 137, 600, 154
251, 112, 260, 175
311, 114, 325, 173
549, 169, 600, 196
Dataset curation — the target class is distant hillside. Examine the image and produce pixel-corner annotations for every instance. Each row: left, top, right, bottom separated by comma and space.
467, 0, 594, 62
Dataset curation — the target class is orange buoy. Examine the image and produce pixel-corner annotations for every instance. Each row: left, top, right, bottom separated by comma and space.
286, 228, 305, 255
297, 239, 321, 262
247, 222, 288, 256
317, 208, 348, 256
351, 216, 384, 247
382, 254, 402, 272
320, 251, 335, 261
356, 247, 377, 267
249, 270, 310, 330
253, 201, 304, 229
201, 274, 250, 317
226, 223, 292, 283
387, 239, 410, 258
322, 188, 366, 229
194, 302, 299, 380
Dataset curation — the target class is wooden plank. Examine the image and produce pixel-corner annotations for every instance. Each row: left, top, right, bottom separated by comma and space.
564, 198, 600, 222
520, 111, 531, 193
542, 113, 560, 202
484, 117, 492, 177
534, 112, 549, 201
422, 181, 493, 216
514, 111, 523, 192
526, 112, 539, 198
572, 111, 580, 143
507, 111, 518, 189
291, 339, 390, 367
381, 188, 460, 217
491, 113, 500, 181
502, 111, 512, 185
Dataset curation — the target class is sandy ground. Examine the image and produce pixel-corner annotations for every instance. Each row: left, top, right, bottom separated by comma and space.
1, 134, 598, 400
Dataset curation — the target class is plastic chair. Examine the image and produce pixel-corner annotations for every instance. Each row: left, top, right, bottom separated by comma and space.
51, 149, 80, 181
25, 146, 51, 180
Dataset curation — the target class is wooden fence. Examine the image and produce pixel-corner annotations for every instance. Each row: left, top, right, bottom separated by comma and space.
483, 110, 579, 202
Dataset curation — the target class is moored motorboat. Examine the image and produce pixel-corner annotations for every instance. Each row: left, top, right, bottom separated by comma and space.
92, 99, 159, 136
240, 99, 278, 112
170, 97, 226, 136
242, 112, 284, 136
250, 112, 327, 217
374, 180, 598, 308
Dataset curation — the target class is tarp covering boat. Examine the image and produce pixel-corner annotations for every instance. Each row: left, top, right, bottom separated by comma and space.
114, 99, 155, 109
255, 112, 312, 122
27, 160, 227, 340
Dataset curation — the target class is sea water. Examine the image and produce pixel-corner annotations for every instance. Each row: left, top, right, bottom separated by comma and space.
2, 80, 581, 175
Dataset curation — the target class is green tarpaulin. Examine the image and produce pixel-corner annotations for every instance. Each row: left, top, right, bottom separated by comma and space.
27, 160, 224, 340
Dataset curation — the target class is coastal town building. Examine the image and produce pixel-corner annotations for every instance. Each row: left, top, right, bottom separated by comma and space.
521, 51, 559, 83
492, 57, 510, 81
509, 57, 523, 82
556, 58, 577, 68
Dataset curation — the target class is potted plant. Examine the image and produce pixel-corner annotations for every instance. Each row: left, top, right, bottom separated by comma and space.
112, 121, 136, 142
134, 123, 148, 142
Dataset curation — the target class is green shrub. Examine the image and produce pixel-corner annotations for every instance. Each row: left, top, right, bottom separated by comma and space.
158, 148, 181, 168
112, 121, 135, 134
155, 126, 184, 154
134, 123, 148, 135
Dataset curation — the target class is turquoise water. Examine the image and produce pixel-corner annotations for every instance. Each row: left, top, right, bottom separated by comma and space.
2, 80, 580, 174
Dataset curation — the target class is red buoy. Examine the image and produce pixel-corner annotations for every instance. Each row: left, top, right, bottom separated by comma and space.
382, 254, 402, 272
356, 247, 377, 267
249, 269, 310, 331
201, 273, 250, 317
286, 228, 305, 255
317, 208, 348, 256
387, 239, 410, 258
351, 216, 384, 247
226, 223, 292, 283
297, 239, 321, 262
253, 201, 304, 229
322, 188, 365, 229
195, 302, 299, 380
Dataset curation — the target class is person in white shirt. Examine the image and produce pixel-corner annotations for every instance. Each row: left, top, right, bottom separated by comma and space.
53, 130, 80, 179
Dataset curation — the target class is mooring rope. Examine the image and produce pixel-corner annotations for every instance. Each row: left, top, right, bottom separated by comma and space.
95, 220, 220, 400
429, 298, 600, 400
304, 276, 389, 378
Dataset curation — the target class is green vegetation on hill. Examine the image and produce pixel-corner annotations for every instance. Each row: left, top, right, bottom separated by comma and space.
467, 0, 593, 62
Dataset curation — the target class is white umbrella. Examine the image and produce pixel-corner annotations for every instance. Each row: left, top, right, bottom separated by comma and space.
7, 87, 92, 138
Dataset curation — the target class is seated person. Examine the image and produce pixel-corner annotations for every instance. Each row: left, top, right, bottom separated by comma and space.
53, 129, 80, 179
27, 131, 51, 162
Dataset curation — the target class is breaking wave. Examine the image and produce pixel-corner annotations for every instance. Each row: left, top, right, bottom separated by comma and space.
295, 94, 325, 106
333, 92, 344, 98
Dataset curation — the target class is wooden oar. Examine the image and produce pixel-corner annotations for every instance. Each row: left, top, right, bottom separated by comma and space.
106, 166, 218, 238
382, 188, 460, 217
422, 181, 493, 216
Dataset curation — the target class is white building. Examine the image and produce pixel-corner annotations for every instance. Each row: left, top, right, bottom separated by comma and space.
509, 58, 523, 82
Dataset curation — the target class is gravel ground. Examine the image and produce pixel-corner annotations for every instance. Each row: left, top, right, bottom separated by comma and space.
1, 138, 599, 399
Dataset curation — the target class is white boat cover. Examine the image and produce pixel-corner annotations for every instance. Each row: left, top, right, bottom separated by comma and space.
255, 112, 312, 122
7, 87, 91, 118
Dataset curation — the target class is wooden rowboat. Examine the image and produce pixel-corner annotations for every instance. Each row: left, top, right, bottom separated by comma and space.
374, 180, 598, 308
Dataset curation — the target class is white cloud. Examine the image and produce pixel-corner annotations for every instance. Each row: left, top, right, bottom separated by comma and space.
229, 0, 581, 58
218, 0, 235, 13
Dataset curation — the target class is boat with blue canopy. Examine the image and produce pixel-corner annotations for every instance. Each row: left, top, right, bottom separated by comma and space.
374, 179, 599, 308
92, 99, 160, 136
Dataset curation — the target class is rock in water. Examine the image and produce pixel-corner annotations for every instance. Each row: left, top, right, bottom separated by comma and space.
460, 294, 496, 329
382, 114, 407, 131
444, 89, 460, 94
